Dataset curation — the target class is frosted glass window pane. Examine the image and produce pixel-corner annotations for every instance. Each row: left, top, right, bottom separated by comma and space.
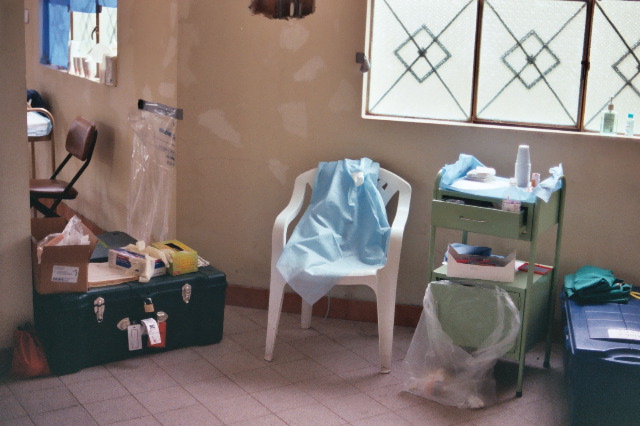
476, 0, 586, 127
99, 7, 118, 48
72, 12, 95, 43
584, 1, 640, 134
366, 0, 477, 121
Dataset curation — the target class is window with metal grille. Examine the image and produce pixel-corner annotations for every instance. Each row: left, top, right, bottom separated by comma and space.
362, 0, 640, 135
41, 0, 117, 84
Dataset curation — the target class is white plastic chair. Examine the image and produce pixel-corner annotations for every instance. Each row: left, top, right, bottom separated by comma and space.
264, 167, 412, 373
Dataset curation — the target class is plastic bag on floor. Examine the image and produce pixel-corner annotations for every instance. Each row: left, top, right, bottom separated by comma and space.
404, 281, 520, 409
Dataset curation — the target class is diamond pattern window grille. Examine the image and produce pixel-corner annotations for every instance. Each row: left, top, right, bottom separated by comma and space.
476, 0, 586, 126
363, 0, 640, 134
583, 1, 640, 132
367, 0, 477, 121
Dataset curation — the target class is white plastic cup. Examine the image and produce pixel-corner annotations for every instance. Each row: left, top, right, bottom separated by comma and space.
515, 145, 531, 188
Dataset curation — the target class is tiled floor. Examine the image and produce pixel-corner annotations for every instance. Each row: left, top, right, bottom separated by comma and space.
0, 305, 569, 425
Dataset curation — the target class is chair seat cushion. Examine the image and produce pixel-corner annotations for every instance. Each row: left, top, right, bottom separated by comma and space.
30, 179, 78, 199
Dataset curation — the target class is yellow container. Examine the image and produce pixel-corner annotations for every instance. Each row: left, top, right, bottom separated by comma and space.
151, 240, 198, 275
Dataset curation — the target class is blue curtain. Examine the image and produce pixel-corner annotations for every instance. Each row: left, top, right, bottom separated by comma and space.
45, 0, 71, 68
70, 0, 95, 13
99, 0, 117, 7
41, 0, 116, 68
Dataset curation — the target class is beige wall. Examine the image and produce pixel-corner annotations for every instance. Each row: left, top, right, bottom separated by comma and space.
0, 3, 32, 350
21, 1, 640, 314
24, 0, 179, 237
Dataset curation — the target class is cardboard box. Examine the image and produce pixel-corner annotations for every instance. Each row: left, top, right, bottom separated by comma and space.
151, 240, 198, 275
31, 218, 98, 294
446, 245, 516, 282
107, 248, 166, 278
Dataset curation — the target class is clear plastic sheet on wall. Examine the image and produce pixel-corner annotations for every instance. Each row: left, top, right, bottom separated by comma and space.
126, 100, 182, 243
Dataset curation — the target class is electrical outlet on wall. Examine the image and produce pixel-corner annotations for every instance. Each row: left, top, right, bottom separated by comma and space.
24, 9, 29, 23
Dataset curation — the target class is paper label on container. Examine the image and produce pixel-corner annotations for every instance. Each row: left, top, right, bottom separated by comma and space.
608, 328, 640, 342
51, 265, 79, 283
141, 318, 162, 345
128, 324, 143, 351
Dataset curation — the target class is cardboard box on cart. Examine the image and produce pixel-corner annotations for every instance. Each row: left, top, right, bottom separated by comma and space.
31, 217, 98, 294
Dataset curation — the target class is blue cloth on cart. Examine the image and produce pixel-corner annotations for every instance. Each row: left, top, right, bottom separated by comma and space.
276, 158, 390, 305
440, 154, 563, 203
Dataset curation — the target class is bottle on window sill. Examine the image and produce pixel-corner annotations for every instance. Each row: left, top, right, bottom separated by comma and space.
600, 97, 618, 136
625, 113, 635, 137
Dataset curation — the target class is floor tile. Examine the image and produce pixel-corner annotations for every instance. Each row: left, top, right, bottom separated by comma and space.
0, 394, 27, 420
0, 417, 36, 426
159, 358, 222, 386
227, 329, 271, 350
394, 400, 469, 426
510, 397, 570, 426
154, 403, 222, 426
207, 351, 265, 375
273, 325, 321, 342
326, 330, 379, 349
111, 365, 178, 394
249, 341, 307, 366
192, 338, 244, 361
204, 394, 270, 424
337, 365, 402, 391
277, 402, 347, 426
59, 366, 112, 386
134, 385, 198, 414
107, 415, 161, 426
2, 307, 570, 426
288, 335, 346, 358
148, 348, 202, 368
229, 366, 291, 393
13, 386, 78, 415
350, 412, 413, 426
270, 358, 333, 383
293, 374, 360, 402
184, 376, 246, 405
321, 392, 388, 422
67, 376, 129, 405
365, 383, 426, 411
230, 414, 287, 426
7, 377, 63, 395
224, 314, 264, 335
252, 384, 316, 413
311, 349, 371, 374
30, 405, 97, 426
83, 395, 150, 425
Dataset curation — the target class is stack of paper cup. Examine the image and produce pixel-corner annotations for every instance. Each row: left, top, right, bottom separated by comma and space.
515, 145, 531, 188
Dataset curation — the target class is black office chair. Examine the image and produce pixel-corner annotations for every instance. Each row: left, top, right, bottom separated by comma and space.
30, 116, 98, 217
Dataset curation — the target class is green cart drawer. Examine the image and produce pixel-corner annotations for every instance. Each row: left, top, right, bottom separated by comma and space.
431, 200, 527, 239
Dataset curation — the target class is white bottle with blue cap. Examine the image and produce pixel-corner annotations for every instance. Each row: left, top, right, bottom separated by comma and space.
625, 113, 635, 136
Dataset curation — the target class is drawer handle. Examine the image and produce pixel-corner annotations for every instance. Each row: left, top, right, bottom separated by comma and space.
459, 216, 487, 223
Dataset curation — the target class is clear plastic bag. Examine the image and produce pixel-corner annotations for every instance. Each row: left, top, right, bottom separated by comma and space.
404, 281, 521, 409
126, 109, 177, 243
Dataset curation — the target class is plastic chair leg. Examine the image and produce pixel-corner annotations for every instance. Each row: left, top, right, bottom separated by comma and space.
301, 300, 312, 329
264, 276, 286, 362
376, 285, 396, 374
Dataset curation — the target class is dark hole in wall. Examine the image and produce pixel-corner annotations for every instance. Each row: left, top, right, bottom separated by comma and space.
249, 0, 315, 19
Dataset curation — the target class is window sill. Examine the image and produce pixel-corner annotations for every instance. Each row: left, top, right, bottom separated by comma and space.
361, 112, 639, 142
41, 60, 117, 87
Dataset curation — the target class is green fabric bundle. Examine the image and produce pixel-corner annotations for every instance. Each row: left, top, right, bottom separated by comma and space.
564, 265, 631, 304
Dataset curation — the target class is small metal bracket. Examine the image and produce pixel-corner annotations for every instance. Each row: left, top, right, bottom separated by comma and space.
157, 311, 169, 323
117, 318, 131, 331
182, 284, 192, 304
356, 52, 370, 73
94, 297, 105, 323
